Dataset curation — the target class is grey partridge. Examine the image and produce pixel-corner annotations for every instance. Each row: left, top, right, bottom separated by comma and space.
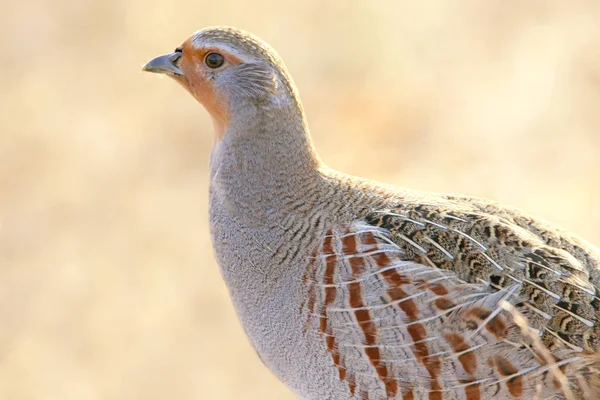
143, 26, 600, 400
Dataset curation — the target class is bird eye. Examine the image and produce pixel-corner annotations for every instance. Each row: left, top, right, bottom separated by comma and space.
205, 52, 225, 69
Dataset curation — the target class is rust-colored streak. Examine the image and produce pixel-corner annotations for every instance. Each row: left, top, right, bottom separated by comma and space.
319, 313, 328, 334
426, 360, 443, 400
323, 262, 337, 302
428, 381, 443, 400
402, 386, 415, 400
466, 307, 507, 339
486, 315, 507, 339
319, 254, 337, 334
349, 257, 366, 276
373, 252, 392, 268
381, 269, 419, 320
326, 335, 338, 367
460, 380, 481, 400
355, 308, 377, 343
363, 231, 378, 246
467, 307, 507, 340
506, 375, 523, 397
320, 229, 345, 385
347, 373, 356, 396
381, 267, 442, 399
342, 234, 358, 254
323, 230, 334, 253
444, 333, 477, 375
405, 322, 442, 399
433, 297, 456, 310
348, 251, 398, 398
346, 234, 367, 276
490, 355, 522, 397
393, 293, 420, 321
407, 324, 428, 358
429, 283, 449, 296
429, 391, 443, 400
385, 272, 413, 288
337, 357, 346, 381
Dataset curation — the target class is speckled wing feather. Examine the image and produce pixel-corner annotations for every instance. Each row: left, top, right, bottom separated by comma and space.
363, 199, 600, 354
303, 217, 599, 399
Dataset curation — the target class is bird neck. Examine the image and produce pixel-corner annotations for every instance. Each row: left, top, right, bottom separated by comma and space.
209, 100, 323, 214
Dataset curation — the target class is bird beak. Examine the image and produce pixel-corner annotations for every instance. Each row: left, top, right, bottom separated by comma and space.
142, 52, 183, 76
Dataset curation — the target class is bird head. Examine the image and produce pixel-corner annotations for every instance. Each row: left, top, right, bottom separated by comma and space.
143, 26, 300, 138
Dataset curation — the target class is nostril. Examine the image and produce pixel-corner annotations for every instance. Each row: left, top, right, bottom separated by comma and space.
170, 52, 182, 68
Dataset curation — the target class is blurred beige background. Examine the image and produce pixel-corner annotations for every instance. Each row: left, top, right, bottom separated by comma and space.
1, 0, 600, 399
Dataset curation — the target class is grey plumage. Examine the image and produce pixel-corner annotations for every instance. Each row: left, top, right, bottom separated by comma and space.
144, 26, 600, 400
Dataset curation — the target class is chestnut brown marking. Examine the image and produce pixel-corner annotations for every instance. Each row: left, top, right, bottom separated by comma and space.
349, 257, 366, 276
490, 355, 523, 397
359, 229, 446, 397
407, 324, 428, 358
347, 240, 397, 397
379, 267, 442, 398
327, 335, 338, 360
428, 382, 443, 400
323, 231, 334, 254
426, 360, 443, 400
373, 252, 392, 269
402, 386, 415, 400
444, 333, 477, 375
414, 278, 449, 297
465, 307, 507, 340
349, 278, 398, 396
434, 297, 456, 310
363, 231, 379, 246
342, 234, 358, 254
506, 376, 523, 397
320, 256, 337, 332
320, 229, 345, 383
429, 283, 449, 296
337, 356, 346, 381
460, 379, 481, 400
347, 373, 356, 396
381, 269, 418, 320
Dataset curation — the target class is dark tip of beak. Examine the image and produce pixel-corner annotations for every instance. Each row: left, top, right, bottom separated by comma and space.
142, 52, 183, 76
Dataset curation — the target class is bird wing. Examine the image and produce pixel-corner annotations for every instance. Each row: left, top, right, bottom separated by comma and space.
362, 201, 600, 354
303, 215, 598, 399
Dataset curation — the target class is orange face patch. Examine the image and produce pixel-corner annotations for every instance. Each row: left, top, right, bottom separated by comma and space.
174, 38, 245, 139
